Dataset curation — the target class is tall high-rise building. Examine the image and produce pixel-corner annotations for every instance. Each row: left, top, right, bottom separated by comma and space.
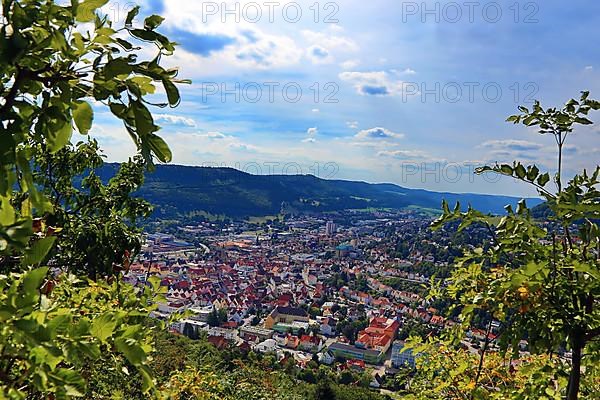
326, 221, 337, 236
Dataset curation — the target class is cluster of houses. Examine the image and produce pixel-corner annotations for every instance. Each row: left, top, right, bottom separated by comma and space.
128, 213, 490, 375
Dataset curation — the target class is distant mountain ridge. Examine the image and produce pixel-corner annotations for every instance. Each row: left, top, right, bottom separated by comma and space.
98, 164, 543, 218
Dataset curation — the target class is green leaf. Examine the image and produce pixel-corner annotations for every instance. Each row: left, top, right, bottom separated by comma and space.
162, 79, 180, 106
115, 38, 133, 50
49, 369, 85, 396
30, 347, 63, 369
72, 32, 85, 52
572, 262, 600, 279
130, 29, 159, 42
574, 117, 593, 125
0, 196, 15, 225
47, 120, 73, 153
442, 200, 450, 214
523, 115, 537, 126
72, 101, 94, 134
515, 164, 526, 179
146, 134, 172, 163
475, 166, 493, 175
115, 337, 146, 365
144, 15, 165, 30
91, 313, 118, 342
148, 276, 161, 291
22, 267, 49, 294
76, 0, 109, 22
139, 364, 154, 393
500, 164, 513, 175
104, 58, 132, 79
526, 165, 540, 181
22, 237, 56, 266
125, 6, 140, 26
130, 76, 156, 95
109, 102, 128, 118
537, 173, 550, 187
47, 313, 73, 336
516, 199, 528, 214
522, 262, 542, 277
510, 273, 528, 288
132, 101, 157, 136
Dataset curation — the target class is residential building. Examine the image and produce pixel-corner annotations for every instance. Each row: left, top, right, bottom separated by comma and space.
355, 317, 399, 353
264, 306, 309, 329
254, 338, 278, 353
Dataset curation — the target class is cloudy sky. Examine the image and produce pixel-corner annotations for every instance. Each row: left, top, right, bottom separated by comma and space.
91, 0, 600, 197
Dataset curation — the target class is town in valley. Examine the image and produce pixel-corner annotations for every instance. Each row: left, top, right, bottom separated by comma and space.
125, 209, 519, 391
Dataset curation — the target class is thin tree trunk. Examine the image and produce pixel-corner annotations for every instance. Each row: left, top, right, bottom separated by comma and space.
566, 332, 584, 400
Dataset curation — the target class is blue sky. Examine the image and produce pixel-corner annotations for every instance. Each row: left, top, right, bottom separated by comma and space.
91, 0, 600, 197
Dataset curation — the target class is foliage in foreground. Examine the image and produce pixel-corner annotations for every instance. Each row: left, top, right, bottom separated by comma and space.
154, 332, 387, 400
0, 268, 165, 398
84, 330, 387, 400
415, 92, 600, 399
0, 0, 186, 397
405, 339, 571, 399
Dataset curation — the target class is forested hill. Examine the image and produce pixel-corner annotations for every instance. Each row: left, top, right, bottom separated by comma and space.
97, 164, 543, 218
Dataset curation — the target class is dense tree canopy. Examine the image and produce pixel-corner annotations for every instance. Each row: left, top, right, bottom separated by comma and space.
0, 0, 185, 397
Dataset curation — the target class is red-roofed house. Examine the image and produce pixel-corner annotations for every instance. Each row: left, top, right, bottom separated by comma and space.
299, 335, 323, 353
355, 317, 399, 353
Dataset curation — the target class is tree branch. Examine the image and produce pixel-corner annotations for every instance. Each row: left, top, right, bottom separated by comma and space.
584, 326, 600, 341
0, 65, 53, 116
472, 318, 493, 399
0, 67, 26, 116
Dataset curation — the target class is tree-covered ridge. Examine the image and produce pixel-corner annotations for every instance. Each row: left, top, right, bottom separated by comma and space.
94, 163, 543, 219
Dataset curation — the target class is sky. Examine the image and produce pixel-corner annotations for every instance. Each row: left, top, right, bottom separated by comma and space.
90, 0, 600, 197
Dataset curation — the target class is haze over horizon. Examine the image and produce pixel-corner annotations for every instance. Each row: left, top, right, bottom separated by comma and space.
90, 0, 600, 197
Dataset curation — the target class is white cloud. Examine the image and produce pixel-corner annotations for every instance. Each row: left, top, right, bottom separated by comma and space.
355, 127, 404, 140
312, 108, 320, 113
306, 45, 334, 64
157, 1, 304, 72
346, 121, 359, 129
376, 149, 448, 164
228, 142, 260, 152
377, 149, 429, 160
201, 131, 227, 139
478, 139, 547, 163
301, 29, 359, 53
340, 59, 360, 70
301, 28, 358, 65
585, 65, 593, 70
302, 137, 317, 143
233, 32, 303, 68
339, 71, 412, 96
329, 24, 345, 33
480, 140, 544, 152
155, 114, 197, 127
307, 127, 318, 137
